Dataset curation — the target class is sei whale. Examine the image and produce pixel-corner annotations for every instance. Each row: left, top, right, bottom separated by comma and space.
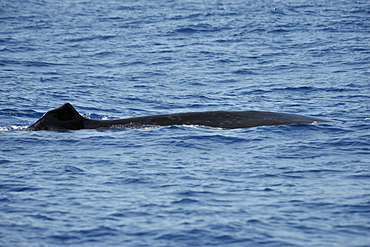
26, 103, 329, 131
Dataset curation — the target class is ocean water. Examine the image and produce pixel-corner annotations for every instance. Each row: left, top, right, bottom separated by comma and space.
1, 0, 370, 246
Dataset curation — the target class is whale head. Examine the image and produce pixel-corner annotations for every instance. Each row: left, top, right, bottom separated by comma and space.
26, 103, 85, 131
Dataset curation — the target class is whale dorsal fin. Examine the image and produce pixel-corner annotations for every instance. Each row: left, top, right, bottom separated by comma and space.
27, 103, 85, 130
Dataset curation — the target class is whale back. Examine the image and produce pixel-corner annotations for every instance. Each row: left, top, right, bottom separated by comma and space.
26, 103, 85, 131
26, 103, 329, 131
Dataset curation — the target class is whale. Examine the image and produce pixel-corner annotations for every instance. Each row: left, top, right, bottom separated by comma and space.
26, 103, 329, 131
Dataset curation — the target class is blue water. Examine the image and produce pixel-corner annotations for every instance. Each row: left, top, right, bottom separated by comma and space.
1, 0, 370, 246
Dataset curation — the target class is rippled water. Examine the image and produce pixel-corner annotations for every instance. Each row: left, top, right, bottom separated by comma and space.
1, 0, 370, 246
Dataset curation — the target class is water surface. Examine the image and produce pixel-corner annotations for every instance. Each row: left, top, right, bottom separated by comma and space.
1, 0, 370, 246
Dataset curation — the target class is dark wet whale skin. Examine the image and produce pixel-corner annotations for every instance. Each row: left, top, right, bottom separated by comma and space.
26, 103, 329, 131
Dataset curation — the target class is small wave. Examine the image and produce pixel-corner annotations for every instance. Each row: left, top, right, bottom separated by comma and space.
173, 23, 225, 34
172, 198, 199, 204
28, 214, 54, 221
10, 186, 41, 192
0, 125, 28, 131
64, 165, 84, 173
49, 226, 118, 244
233, 68, 259, 75
65, 35, 116, 43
